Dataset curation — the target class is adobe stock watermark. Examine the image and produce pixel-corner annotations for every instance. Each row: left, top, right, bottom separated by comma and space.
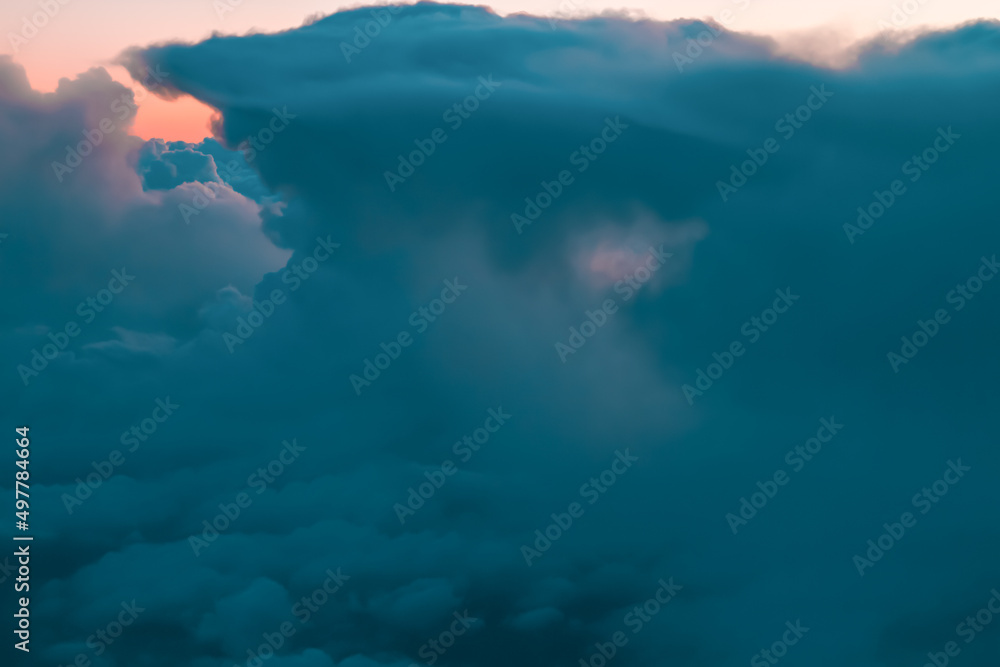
877, 0, 932, 30
189, 438, 306, 555
233, 568, 350, 667
186, 107, 296, 220
52, 67, 169, 182
886, 254, 998, 373
750, 621, 810, 667
179, 183, 222, 224
213, 0, 246, 20
180, 106, 298, 222
672, 0, 753, 72
511, 116, 629, 234
215, 156, 253, 185
340, 5, 405, 62
54, 600, 145, 667
921, 587, 1000, 667
223, 236, 340, 352
62, 397, 180, 514
17, 268, 136, 386
8, 0, 74, 53
843, 127, 960, 243
393, 407, 512, 524
725, 417, 844, 534
349, 277, 468, 395
555, 245, 672, 363
383, 75, 502, 192
238, 107, 296, 163
716, 84, 834, 202
579, 578, 682, 667
852, 459, 970, 576
682, 288, 799, 404
547, 0, 590, 30
179, 153, 263, 223
410, 610, 480, 667
520, 449, 639, 566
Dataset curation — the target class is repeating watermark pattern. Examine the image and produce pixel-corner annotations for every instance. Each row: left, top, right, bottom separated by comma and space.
555, 245, 672, 362
224, 237, 340, 352
750, 621, 810, 667
578, 578, 682, 667
725, 417, 844, 534
52, 67, 169, 182
682, 288, 799, 404
672, 0, 753, 72
180, 107, 295, 223
62, 397, 180, 514
213, 0, 246, 20
238, 107, 296, 165
8, 0, 74, 53
292, 568, 349, 624
511, 117, 629, 234
844, 127, 960, 243
955, 589, 1000, 643
920, 587, 1000, 667
555, 300, 619, 363
410, 610, 480, 666
215, 156, 253, 185
53, 601, 145, 667
520, 449, 639, 566
349, 278, 468, 395
852, 459, 970, 576
383, 76, 502, 191
17, 268, 136, 386
340, 5, 405, 62
877, 0, 933, 30
393, 407, 512, 524
189, 438, 306, 555
179, 182, 223, 224
887, 255, 998, 372
12, 9, 996, 666
716, 85, 834, 202
547, 0, 591, 30
233, 568, 350, 667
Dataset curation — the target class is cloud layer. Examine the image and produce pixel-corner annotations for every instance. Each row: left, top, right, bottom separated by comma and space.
4, 5, 1000, 667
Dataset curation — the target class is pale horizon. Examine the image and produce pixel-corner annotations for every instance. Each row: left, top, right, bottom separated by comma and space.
3, 0, 997, 141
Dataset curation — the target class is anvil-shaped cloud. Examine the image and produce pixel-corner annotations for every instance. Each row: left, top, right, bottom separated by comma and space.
3, 4, 1000, 666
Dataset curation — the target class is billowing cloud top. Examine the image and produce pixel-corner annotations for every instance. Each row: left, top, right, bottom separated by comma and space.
4, 4, 1000, 667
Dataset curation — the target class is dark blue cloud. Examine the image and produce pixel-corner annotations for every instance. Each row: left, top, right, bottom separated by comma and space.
3, 6, 1000, 667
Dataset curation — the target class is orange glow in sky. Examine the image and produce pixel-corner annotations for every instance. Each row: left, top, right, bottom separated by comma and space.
3, 0, 997, 142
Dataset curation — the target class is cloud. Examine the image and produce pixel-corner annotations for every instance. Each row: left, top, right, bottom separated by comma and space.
3, 6, 1000, 667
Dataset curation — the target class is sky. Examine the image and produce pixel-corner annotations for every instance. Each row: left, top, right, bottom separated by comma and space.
3, 0, 999, 140
4, 2, 1000, 667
